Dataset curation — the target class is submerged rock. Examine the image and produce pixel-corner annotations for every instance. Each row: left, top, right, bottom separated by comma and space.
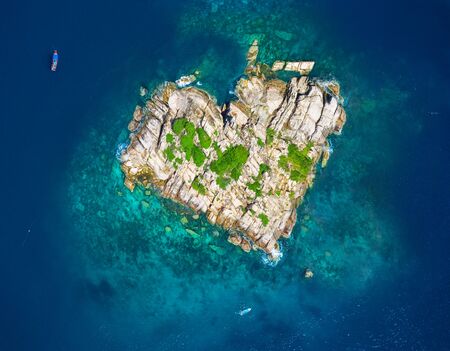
180, 217, 189, 225
139, 85, 148, 97
304, 268, 314, 279
185, 228, 200, 239
209, 244, 226, 255
274, 30, 294, 41
246, 39, 259, 63
120, 40, 346, 261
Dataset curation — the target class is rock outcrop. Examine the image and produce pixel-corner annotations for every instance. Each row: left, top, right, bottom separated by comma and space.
120, 41, 346, 260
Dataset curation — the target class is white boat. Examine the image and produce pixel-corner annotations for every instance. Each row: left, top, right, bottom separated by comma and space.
236, 307, 252, 316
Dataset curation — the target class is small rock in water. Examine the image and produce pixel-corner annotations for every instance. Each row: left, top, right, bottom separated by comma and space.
185, 228, 200, 239
180, 216, 189, 225
164, 226, 172, 233
144, 190, 152, 196
212, 230, 220, 237
321, 149, 331, 168
192, 214, 200, 220
139, 85, 148, 97
240, 239, 252, 253
175, 74, 196, 88
304, 268, 314, 279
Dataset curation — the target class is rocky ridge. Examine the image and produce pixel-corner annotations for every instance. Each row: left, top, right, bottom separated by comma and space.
120, 41, 346, 260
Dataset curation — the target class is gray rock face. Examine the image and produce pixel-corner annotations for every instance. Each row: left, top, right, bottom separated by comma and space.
120, 41, 346, 260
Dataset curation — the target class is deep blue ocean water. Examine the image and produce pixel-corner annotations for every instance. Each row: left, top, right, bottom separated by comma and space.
1, 0, 449, 350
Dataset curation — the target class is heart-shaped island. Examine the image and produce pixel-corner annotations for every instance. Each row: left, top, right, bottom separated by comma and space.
120, 40, 346, 261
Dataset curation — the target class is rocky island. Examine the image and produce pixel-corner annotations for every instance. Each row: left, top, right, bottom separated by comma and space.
120, 41, 346, 261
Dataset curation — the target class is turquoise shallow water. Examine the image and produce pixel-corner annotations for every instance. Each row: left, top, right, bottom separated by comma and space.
2, 0, 449, 349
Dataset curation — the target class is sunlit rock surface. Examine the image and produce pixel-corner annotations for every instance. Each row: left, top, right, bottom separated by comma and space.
120, 41, 346, 260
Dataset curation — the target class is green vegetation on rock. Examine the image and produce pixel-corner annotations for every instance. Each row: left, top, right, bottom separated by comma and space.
196, 128, 212, 149
278, 156, 289, 171
164, 147, 176, 162
266, 128, 275, 145
257, 138, 264, 147
247, 163, 270, 197
247, 180, 262, 197
172, 118, 201, 163
172, 118, 188, 135
216, 176, 231, 190
212, 141, 222, 157
192, 177, 206, 195
171, 120, 211, 165
258, 163, 270, 176
278, 142, 314, 182
180, 134, 194, 160
211, 145, 249, 182
258, 213, 269, 226
166, 133, 174, 143
192, 146, 206, 167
